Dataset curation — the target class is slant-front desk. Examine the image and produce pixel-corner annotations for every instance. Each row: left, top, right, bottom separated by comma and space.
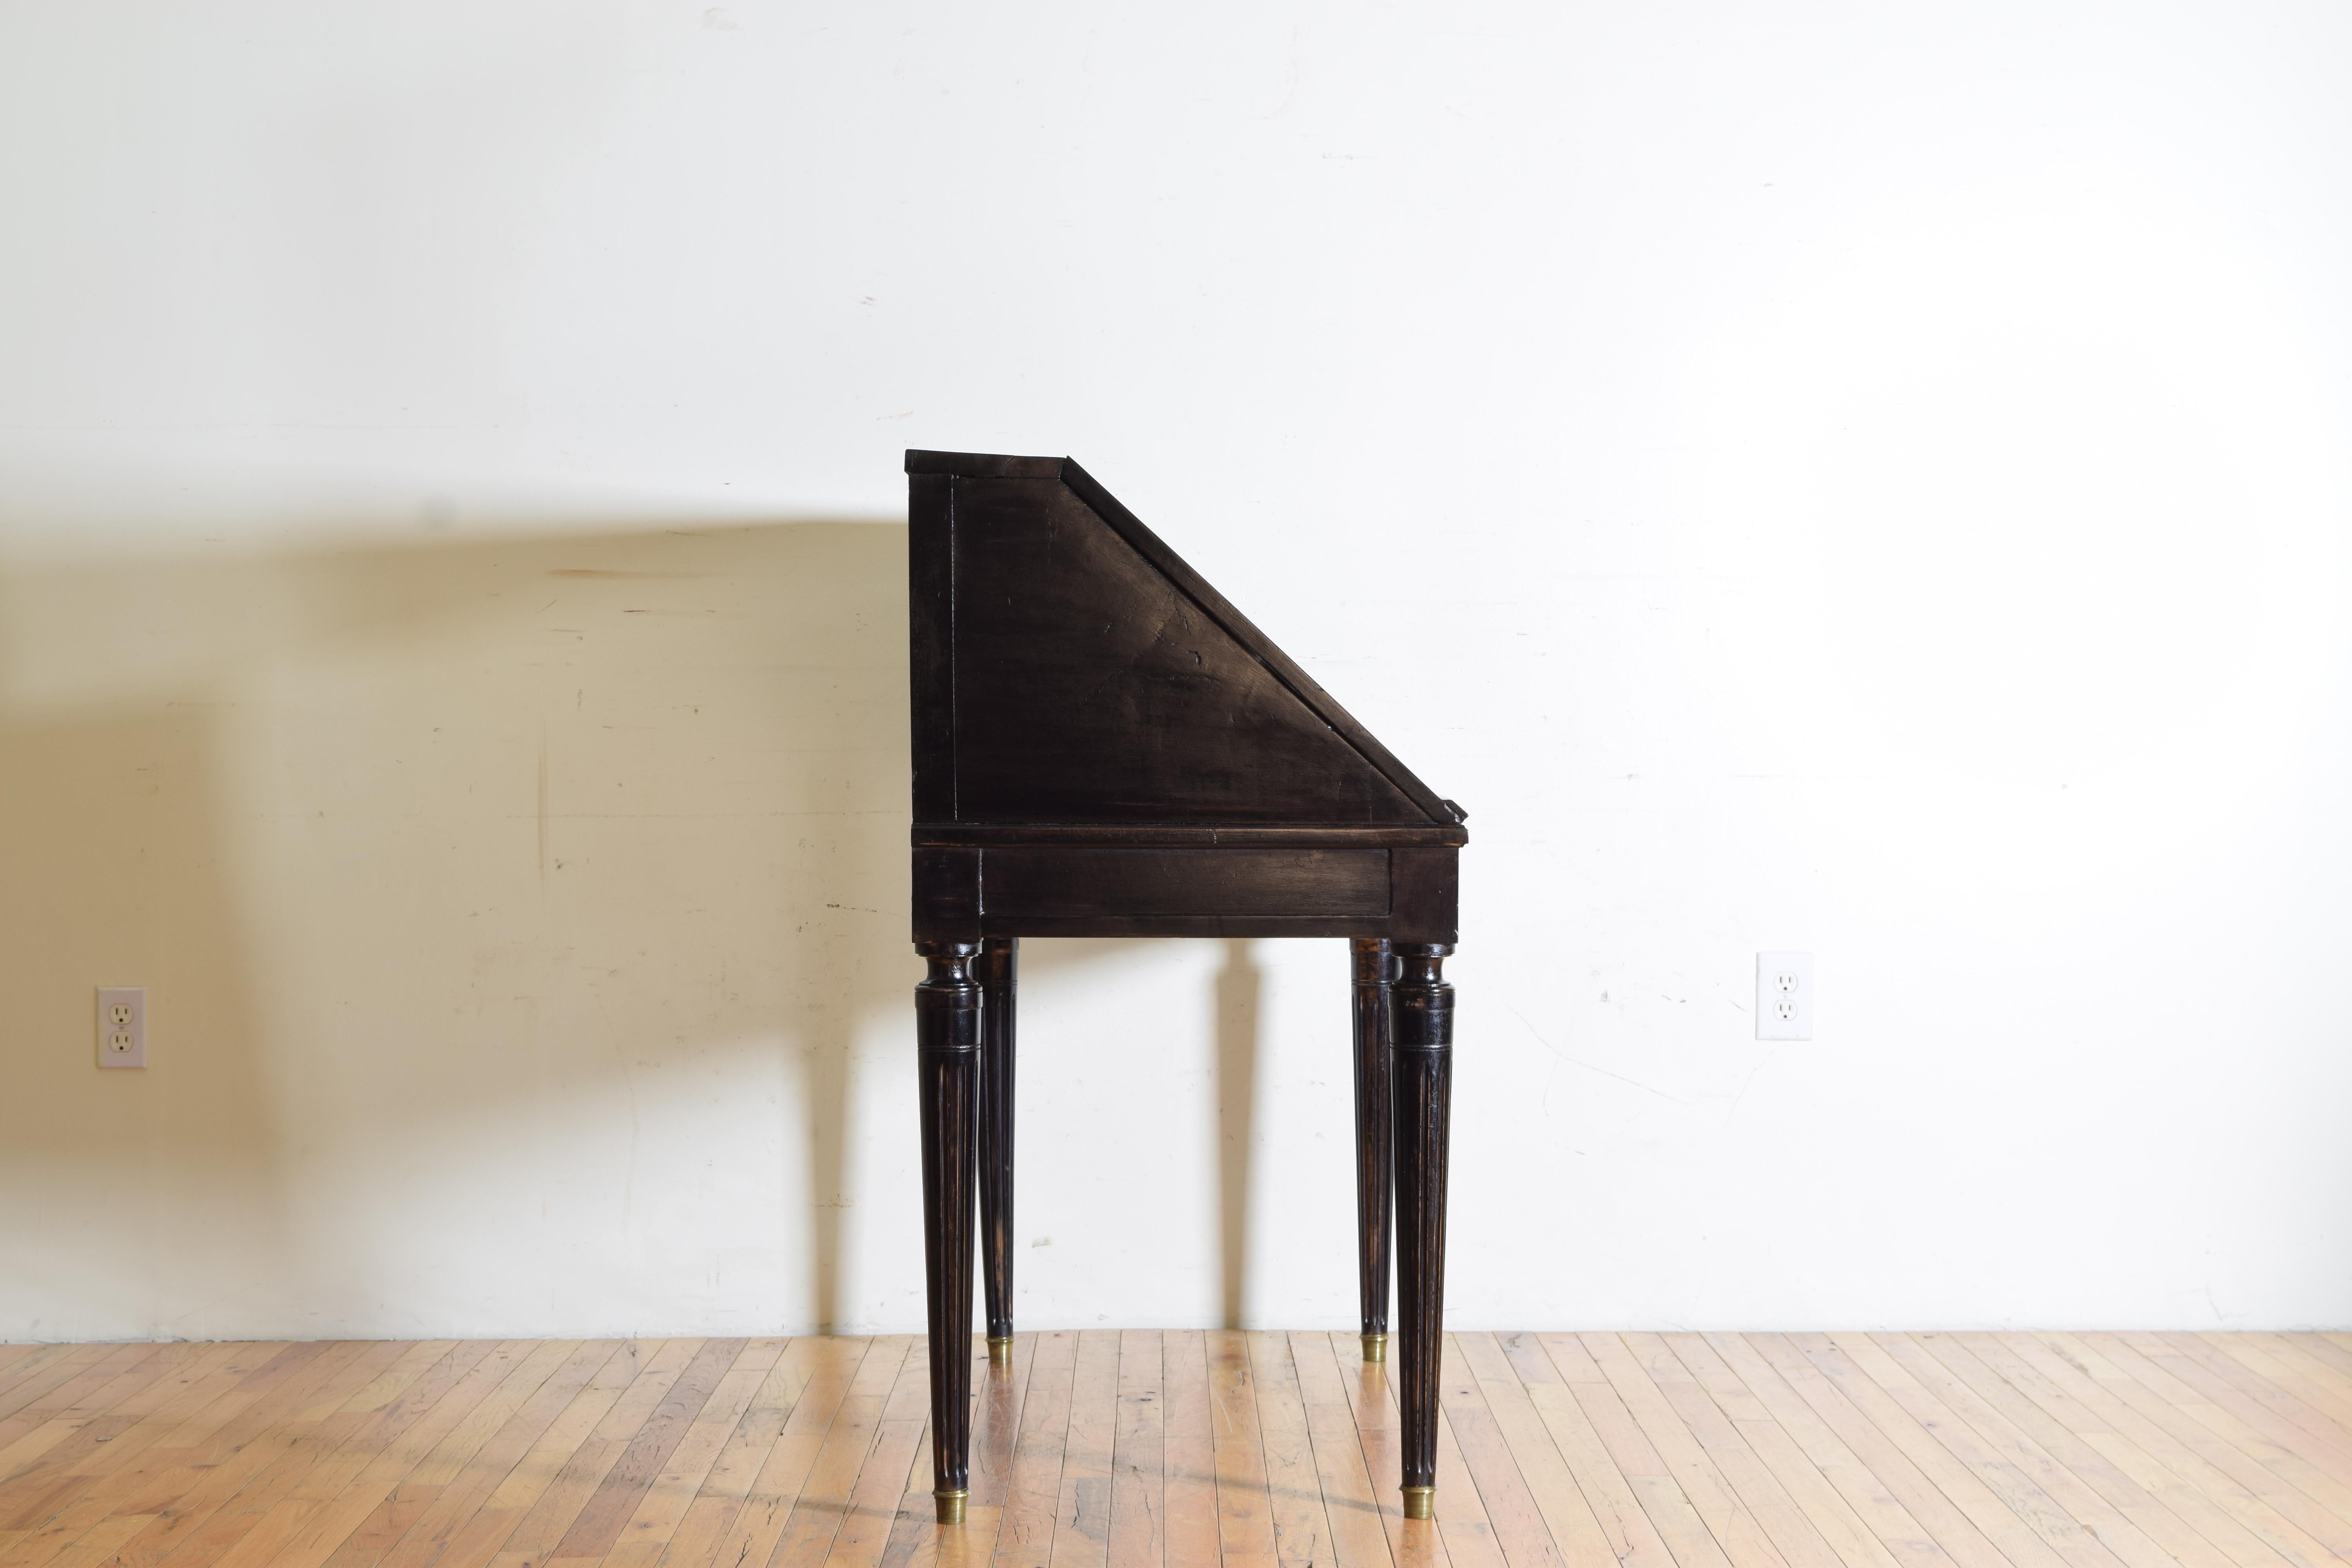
902, 450, 1467, 1523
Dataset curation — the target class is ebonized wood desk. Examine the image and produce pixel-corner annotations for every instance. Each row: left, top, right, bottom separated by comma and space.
904, 450, 1466, 1523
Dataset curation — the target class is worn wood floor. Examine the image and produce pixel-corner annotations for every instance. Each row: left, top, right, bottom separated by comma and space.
4, 1332, 2351, 1568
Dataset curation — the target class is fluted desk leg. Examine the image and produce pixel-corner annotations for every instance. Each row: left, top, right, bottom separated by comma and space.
1392, 943, 1454, 1521
915, 941, 980, 1524
1350, 938, 1396, 1364
978, 936, 1018, 1368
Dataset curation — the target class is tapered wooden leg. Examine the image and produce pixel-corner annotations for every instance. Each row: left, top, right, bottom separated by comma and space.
977, 936, 1018, 1367
1350, 938, 1396, 1363
1391, 942, 1454, 1521
916, 941, 981, 1524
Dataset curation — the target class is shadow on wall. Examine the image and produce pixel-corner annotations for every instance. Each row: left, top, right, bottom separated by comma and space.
0, 687, 283, 1331
1215, 937, 1261, 1328
0, 519, 1283, 1339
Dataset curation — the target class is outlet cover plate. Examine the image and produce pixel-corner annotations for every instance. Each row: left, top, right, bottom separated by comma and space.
1755, 953, 1812, 1041
98, 987, 146, 1069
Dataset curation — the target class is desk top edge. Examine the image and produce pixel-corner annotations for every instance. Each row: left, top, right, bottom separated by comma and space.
912, 823, 1469, 848
905, 448, 1066, 479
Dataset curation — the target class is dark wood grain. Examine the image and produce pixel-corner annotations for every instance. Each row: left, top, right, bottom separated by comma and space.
941, 913, 1416, 940
911, 847, 980, 942
981, 847, 1389, 919
1392, 943, 1455, 1516
946, 475, 1428, 826
1057, 457, 1465, 829
902, 451, 1467, 1518
1352, 938, 1396, 1358
978, 936, 1018, 1348
1388, 847, 1462, 945
911, 823, 1465, 847
915, 940, 982, 1519
904, 450, 1065, 480
907, 472, 956, 826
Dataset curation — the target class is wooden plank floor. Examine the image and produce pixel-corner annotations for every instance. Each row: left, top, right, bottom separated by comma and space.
3, 1333, 2351, 1568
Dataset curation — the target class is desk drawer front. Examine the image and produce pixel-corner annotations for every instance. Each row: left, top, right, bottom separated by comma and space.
982, 847, 1390, 918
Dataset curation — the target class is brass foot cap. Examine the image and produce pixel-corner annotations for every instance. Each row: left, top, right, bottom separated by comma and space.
987, 1336, 1014, 1367
934, 1490, 967, 1525
1401, 1486, 1435, 1521
1361, 1333, 1388, 1364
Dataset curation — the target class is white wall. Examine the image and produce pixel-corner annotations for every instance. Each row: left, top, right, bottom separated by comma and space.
4, 1, 2349, 1340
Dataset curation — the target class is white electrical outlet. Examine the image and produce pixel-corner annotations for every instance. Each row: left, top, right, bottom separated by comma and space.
97, 987, 146, 1068
1755, 953, 1811, 1041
